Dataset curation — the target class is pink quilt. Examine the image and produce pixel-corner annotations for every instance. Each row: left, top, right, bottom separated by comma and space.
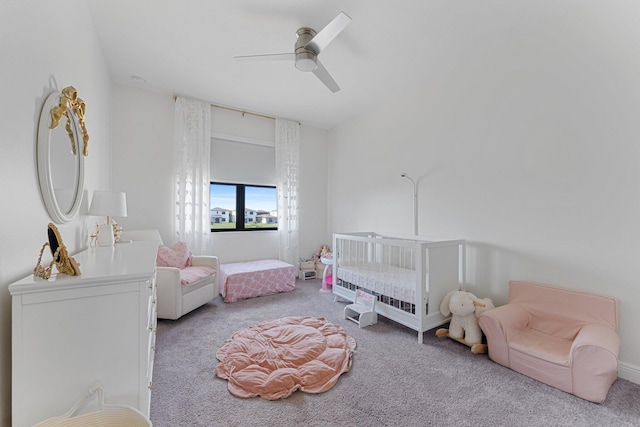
215, 317, 356, 400
219, 259, 296, 303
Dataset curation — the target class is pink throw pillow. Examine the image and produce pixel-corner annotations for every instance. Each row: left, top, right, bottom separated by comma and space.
157, 242, 192, 269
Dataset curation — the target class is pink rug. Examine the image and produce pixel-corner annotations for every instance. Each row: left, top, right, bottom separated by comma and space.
215, 316, 356, 400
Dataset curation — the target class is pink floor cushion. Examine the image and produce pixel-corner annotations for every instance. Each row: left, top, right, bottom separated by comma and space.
215, 316, 356, 400
219, 259, 296, 303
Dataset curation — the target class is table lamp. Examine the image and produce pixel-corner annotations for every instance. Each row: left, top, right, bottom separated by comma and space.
89, 190, 127, 246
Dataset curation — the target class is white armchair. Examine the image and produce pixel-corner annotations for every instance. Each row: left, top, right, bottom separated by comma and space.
120, 229, 219, 320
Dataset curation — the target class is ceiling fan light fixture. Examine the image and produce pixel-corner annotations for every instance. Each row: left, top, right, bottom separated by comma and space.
295, 51, 317, 72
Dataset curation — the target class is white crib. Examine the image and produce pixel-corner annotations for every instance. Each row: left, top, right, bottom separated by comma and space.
332, 232, 465, 343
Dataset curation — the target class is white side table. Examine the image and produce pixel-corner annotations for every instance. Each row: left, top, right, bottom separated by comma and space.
320, 256, 333, 293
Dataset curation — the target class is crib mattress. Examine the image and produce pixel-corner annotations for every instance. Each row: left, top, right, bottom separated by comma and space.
337, 263, 427, 305
220, 259, 296, 303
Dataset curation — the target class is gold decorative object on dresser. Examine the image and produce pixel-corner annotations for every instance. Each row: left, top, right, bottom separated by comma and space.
33, 223, 81, 279
10, 241, 159, 427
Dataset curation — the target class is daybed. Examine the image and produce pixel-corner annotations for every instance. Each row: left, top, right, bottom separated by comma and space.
332, 232, 465, 343
120, 229, 219, 320
219, 259, 296, 303
478, 280, 620, 403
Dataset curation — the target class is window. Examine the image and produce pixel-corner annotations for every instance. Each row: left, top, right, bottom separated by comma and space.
210, 182, 277, 231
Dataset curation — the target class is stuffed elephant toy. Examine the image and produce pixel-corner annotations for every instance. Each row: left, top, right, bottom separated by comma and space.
436, 290, 495, 353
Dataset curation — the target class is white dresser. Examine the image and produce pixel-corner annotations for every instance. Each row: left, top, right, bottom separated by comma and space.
9, 241, 158, 427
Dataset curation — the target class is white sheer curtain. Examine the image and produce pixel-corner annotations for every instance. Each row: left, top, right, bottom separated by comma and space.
173, 96, 211, 253
275, 118, 300, 266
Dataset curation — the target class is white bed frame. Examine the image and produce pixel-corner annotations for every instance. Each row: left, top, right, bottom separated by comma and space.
332, 232, 465, 343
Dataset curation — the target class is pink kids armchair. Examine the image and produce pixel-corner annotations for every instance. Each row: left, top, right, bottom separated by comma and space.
478, 281, 619, 403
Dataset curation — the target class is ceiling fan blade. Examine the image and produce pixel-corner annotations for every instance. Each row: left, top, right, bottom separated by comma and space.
234, 53, 294, 61
312, 61, 340, 93
305, 11, 351, 54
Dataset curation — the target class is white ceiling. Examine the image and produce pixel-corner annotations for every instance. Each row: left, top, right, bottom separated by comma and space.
86, 1, 589, 129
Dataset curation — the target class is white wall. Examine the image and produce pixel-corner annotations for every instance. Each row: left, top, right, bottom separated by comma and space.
299, 125, 331, 258
328, 4, 640, 380
111, 85, 175, 237
0, 1, 112, 423
112, 87, 329, 264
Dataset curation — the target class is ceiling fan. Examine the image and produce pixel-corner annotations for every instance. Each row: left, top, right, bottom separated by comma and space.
235, 11, 352, 93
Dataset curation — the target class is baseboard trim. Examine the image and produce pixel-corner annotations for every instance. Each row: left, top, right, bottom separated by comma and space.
618, 361, 640, 385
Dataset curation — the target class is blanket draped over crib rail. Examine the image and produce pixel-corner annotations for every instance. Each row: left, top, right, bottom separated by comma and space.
332, 232, 465, 343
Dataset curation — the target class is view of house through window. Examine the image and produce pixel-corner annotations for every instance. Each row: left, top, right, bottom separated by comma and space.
210, 182, 278, 231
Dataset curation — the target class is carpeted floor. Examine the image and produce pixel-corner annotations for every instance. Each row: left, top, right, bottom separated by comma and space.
150, 279, 640, 427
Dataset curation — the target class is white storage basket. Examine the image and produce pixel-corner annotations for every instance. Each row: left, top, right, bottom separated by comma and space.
34, 383, 151, 427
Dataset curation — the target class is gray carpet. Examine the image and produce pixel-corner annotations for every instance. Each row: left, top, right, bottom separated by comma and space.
150, 279, 640, 427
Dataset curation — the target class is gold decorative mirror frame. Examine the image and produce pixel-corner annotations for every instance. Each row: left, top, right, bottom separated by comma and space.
34, 223, 81, 279
50, 86, 89, 157
36, 86, 89, 224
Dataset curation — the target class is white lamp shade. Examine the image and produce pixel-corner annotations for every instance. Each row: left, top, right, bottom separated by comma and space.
89, 191, 128, 218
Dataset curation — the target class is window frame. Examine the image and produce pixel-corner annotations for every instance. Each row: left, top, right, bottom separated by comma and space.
210, 181, 278, 232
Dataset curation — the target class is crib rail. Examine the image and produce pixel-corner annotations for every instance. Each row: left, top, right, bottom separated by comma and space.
335, 233, 421, 272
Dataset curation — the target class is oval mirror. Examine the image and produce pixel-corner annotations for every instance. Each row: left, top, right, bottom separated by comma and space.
37, 88, 87, 223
